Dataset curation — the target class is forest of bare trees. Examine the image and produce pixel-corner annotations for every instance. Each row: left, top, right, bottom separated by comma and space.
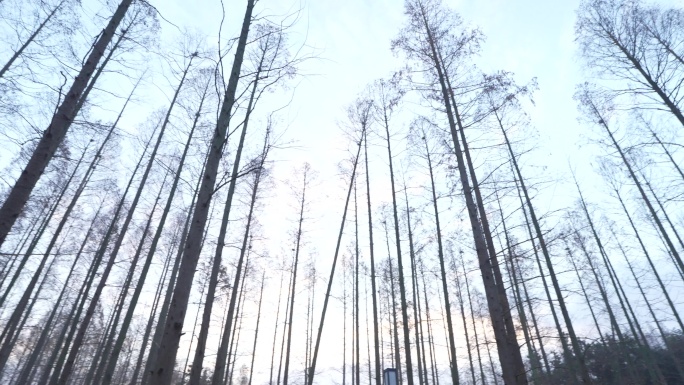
0, 0, 682, 384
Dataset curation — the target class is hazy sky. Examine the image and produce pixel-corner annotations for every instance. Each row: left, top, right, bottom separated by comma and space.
135, 0, 683, 382
2, 0, 681, 383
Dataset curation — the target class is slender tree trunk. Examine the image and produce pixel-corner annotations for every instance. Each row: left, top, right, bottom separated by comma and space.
0, 204, 46, 284
420, 131, 460, 385
415, 2, 525, 381
613, 189, 684, 331
384, 224, 403, 385
281, 165, 308, 385
380, 99, 414, 385
610, 227, 684, 381
363, 132, 382, 385
364, 271, 373, 385
90, 176, 168, 383
247, 273, 265, 385
102, 56, 199, 385
343, 264, 348, 385
461, 258, 487, 385
307, 129, 365, 385
0, 172, 70, 310
565, 241, 607, 344
0, 144, 90, 370
454, 260, 477, 385
149, 2, 255, 382
95, 177, 169, 384
648, 128, 684, 182
575, 187, 665, 384
14, 203, 104, 385
402, 186, 425, 385
0, 0, 134, 246
268, 270, 286, 385
497, 113, 590, 383
510, 176, 552, 375
190, 53, 263, 385
0, 235, 63, 384
143, 146, 211, 385
637, 169, 684, 252
571, 235, 626, 344
0, 0, 66, 79
494, 192, 541, 383
178, 269, 209, 385
128, 226, 178, 385
418, 259, 438, 385
587, 99, 683, 272
213, 135, 271, 385
603, 27, 684, 127
225, 255, 249, 385
56, 108, 169, 385
277, 258, 295, 385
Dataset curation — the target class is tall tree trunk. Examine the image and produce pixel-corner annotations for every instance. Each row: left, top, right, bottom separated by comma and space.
384, 224, 403, 385
414, 2, 526, 381
586, 98, 684, 273
497, 111, 590, 383
189, 48, 263, 385
494, 191, 541, 383
402, 185, 425, 385
454, 258, 478, 385
0, 143, 90, 370
247, 273, 265, 385
225, 254, 249, 385
143, 145, 211, 385
280, 164, 308, 385
56, 104, 169, 385
0, 0, 66, 79
343, 264, 348, 385
268, 269, 286, 385
178, 267, 209, 385
420, 131, 460, 385
213, 134, 271, 385
461, 257, 488, 385
363, 131, 382, 385
0, 0, 134, 246
364, 270, 373, 385
277, 258, 296, 385
575, 186, 665, 384
95, 178, 168, 384
354, 182, 361, 385
128, 225, 178, 385
0, 170, 71, 310
510, 176, 551, 375
307, 130, 365, 385
609, 227, 684, 381
149, 2, 255, 381
102, 55, 200, 385
571, 235, 627, 345
613, 188, 684, 331
637, 169, 684, 252
379, 94, 415, 385
0, 204, 46, 284
13, 203, 104, 385
418, 259, 439, 385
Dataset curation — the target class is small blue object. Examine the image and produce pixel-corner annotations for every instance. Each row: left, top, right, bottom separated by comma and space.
383, 368, 397, 385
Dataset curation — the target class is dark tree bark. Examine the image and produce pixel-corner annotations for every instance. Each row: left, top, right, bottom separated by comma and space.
308, 128, 365, 385
149, 1, 255, 382
0, 0, 134, 247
